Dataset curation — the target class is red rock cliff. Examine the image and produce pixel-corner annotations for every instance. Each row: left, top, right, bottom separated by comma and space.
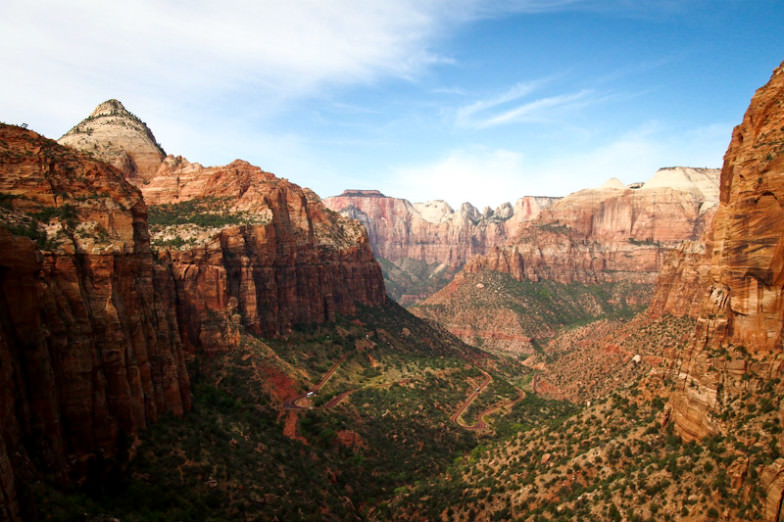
143, 157, 386, 352
463, 169, 719, 285
0, 125, 190, 521
56, 100, 387, 351
668, 62, 784, 447
324, 190, 555, 267
323, 190, 557, 302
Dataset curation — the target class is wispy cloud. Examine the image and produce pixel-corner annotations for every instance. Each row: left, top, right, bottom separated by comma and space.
455, 79, 600, 129
0, 0, 469, 138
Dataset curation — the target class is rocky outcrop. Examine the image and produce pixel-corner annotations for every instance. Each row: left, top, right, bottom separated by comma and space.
142, 157, 386, 351
323, 190, 557, 302
58, 99, 166, 185
668, 62, 784, 452
1, 102, 387, 519
470, 168, 721, 285
0, 124, 190, 520
412, 168, 719, 353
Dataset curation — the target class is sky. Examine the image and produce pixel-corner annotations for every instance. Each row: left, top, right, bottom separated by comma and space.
2, 1, 783, 209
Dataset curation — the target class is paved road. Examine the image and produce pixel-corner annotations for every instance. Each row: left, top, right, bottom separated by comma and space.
450, 367, 492, 429
283, 355, 347, 410
451, 366, 526, 431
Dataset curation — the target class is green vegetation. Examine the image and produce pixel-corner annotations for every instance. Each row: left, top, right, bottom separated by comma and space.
413, 271, 653, 353
30, 300, 519, 521
148, 197, 255, 228
377, 255, 458, 304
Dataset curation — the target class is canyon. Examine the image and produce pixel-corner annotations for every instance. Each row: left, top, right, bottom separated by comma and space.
0, 103, 385, 520
411, 167, 720, 354
323, 189, 558, 303
1, 58, 784, 522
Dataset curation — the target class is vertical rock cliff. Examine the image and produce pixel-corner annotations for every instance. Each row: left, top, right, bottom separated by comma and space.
323, 190, 557, 303
663, 61, 784, 521
463, 168, 720, 286
57, 100, 387, 352
1, 100, 389, 519
142, 157, 386, 352
0, 125, 190, 520
669, 62, 784, 438
411, 169, 719, 353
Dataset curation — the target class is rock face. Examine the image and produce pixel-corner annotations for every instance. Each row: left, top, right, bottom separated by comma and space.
668, 62, 784, 449
411, 168, 719, 353
467, 168, 720, 285
143, 157, 386, 352
57, 101, 387, 350
323, 190, 557, 302
0, 124, 190, 521
1, 101, 387, 519
58, 99, 166, 185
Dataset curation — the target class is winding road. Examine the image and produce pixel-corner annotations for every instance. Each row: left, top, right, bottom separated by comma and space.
282, 355, 525, 442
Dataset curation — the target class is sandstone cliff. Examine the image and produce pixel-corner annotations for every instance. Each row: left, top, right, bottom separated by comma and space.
57, 101, 387, 350
0, 124, 190, 521
1, 101, 387, 519
58, 99, 166, 185
412, 169, 719, 352
323, 189, 557, 303
472, 167, 720, 285
143, 157, 386, 352
668, 62, 784, 438
657, 61, 784, 521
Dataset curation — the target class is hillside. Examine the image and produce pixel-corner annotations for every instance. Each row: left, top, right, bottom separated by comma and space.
411, 167, 719, 355
3, 54, 784, 522
385, 58, 784, 522
0, 112, 386, 519
0, 103, 559, 521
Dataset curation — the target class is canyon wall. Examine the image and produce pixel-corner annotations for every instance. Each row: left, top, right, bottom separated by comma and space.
144, 157, 386, 352
668, 61, 784, 444
412, 169, 719, 353
463, 168, 719, 285
323, 189, 557, 302
0, 103, 387, 520
0, 125, 190, 521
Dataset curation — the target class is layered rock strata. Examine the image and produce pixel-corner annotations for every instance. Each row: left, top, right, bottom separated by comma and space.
668, 62, 784, 440
660, 61, 784, 521
465, 167, 720, 286
144, 157, 386, 352
58, 99, 165, 185
412, 168, 719, 352
323, 190, 557, 302
0, 125, 190, 520
1, 101, 387, 519
57, 100, 387, 349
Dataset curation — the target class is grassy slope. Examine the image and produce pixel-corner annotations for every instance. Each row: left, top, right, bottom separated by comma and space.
386, 315, 781, 522
33, 301, 536, 522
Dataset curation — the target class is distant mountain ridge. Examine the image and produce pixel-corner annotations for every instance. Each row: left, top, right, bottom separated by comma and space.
411, 166, 720, 354
323, 190, 560, 303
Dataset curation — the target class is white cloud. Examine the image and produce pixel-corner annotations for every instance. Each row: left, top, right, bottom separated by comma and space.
385, 120, 729, 209
454, 77, 602, 129
0, 0, 465, 139
387, 147, 531, 209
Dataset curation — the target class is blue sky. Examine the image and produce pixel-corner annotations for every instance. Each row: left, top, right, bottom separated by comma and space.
2, 1, 783, 208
